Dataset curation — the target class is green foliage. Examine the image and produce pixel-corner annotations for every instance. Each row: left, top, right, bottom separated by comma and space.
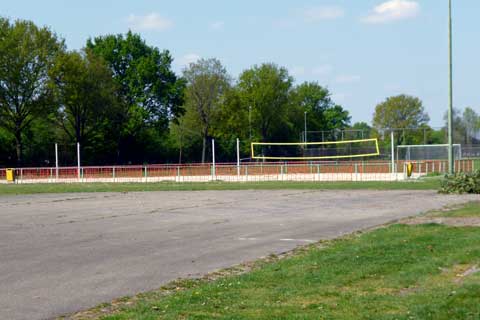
291, 82, 351, 137
50, 50, 117, 150
0, 17, 64, 164
238, 63, 293, 142
373, 95, 429, 144
86, 31, 185, 163
440, 171, 480, 194
182, 58, 231, 162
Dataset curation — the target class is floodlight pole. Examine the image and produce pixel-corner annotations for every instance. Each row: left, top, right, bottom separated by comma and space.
447, 0, 454, 174
249, 106, 252, 141
304, 112, 308, 143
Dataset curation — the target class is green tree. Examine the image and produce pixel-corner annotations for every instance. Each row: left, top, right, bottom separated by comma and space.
50, 50, 117, 156
237, 63, 293, 142
0, 18, 64, 164
182, 58, 230, 163
462, 107, 479, 144
86, 31, 185, 163
373, 94, 430, 145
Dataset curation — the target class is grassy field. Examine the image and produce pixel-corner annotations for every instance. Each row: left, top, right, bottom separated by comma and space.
429, 202, 480, 218
68, 204, 480, 320
0, 179, 442, 195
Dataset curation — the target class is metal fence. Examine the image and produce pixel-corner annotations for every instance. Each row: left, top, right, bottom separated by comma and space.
0, 159, 477, 184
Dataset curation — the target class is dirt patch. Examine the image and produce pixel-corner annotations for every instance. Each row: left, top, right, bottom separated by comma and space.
401, 217, 480, 227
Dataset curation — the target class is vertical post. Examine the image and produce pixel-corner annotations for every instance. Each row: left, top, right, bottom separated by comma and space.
391, 131, 395, 174
236, 138, 240, 177
249, 106, 252, 141
77, 142, 81, 180
55, 143, 59, 180
304, 112, 307, 143
447, 0, 454, 174
212, 139, 216, 180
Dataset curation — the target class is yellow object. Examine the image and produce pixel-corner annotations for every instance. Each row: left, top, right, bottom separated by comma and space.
6, 168, 15, 182
406, 163, 413, 178
251, 138, 380, 160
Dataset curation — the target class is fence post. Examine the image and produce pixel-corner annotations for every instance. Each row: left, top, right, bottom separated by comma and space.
20, 168, 23, 183
280, 164, 284, 181
177, 166, 180, 182
144, 166, 148, 182
354, 163, 358, 182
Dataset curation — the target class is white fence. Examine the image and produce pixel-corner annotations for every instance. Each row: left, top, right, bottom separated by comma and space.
0, 159, 476, 184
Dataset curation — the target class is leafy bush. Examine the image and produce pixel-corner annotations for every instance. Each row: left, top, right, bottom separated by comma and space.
439, 170, 480, 194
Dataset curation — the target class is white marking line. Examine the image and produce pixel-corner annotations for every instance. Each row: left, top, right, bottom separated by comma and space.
238, 237, 258, 241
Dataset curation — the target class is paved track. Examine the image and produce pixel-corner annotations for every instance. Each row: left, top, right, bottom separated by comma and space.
1, 190, 478, 320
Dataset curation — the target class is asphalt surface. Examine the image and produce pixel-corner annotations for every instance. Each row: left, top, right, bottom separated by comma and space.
1, 190, 478, 320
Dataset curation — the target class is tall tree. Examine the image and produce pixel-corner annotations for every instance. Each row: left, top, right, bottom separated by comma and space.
238, 63, 293, 142
182, 58, 230, 163
86, 31, 185, 163
0, 18, 64, 164
462, 107, 480, 144
373, 94, 429, 145
290, 82, 350, 141
50, 50, 117, 155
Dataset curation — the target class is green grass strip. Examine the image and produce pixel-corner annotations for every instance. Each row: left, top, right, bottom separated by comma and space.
0, 179, 441, 195
97, 223, 480, 320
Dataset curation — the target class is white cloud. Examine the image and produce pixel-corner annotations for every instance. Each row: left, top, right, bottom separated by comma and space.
312, 65, 333, 76
335, 75, 361, 84
363, 0, 420, 24
210, 21, 225, 30
302, 6, 345, 22
177, 53, 201, 68
127, 13, 173, 31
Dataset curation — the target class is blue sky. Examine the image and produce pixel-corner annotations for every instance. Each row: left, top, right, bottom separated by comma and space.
2, 0, 479, 127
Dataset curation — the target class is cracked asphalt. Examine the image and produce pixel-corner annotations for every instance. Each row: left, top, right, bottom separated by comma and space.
1, 190, 478, 320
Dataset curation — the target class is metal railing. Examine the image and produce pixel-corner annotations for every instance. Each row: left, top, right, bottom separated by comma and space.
0, 159, 476, 184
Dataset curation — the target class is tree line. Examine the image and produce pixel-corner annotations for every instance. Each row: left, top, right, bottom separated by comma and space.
0, 17, 478, 167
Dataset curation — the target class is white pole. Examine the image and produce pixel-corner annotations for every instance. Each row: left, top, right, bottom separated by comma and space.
236, 138, 240, 177
77, 142, 81, 180
55, 143, 59, 180
212, 139, 216, 179
391, 131, 395, 174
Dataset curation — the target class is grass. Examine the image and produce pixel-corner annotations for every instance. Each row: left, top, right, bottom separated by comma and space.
429, 202, 480, 218
95, 222, 480, 320
0, 179, 442, 195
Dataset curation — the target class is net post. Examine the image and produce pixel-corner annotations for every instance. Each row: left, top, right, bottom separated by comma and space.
77, 142, 81, 180
212, 139, 216, 180
236, 138, 240, 178
390, 131, 395, 174
55, 143, 59, 180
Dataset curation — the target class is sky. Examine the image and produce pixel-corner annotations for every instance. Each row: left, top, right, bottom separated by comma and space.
2, 0, 479, 127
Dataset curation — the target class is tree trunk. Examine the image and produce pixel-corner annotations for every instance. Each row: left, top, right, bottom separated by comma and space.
201, 136, 206, 163
15, 131, 23, 166
201, 127, 208, 163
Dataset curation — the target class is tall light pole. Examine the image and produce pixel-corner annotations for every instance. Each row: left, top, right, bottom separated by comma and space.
249, 106, 252, 141
304, 111, 308, 143
447, 0, 454, 174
